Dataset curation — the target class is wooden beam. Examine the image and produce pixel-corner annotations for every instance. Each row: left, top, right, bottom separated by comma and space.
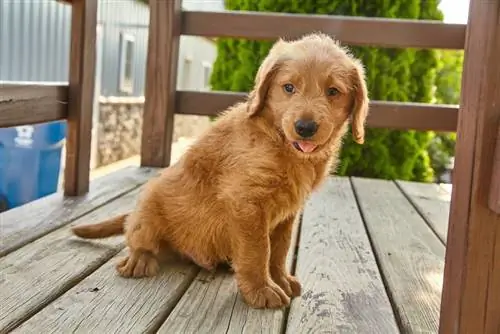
0, 83, 68, 128
439, 0, 500, 333
489, 124, 500, 213
63, 0, 97, 196
182, 11, 466, 50
176, 90, 458, 132
366, 101, 457, 132
140, 0, 181, 167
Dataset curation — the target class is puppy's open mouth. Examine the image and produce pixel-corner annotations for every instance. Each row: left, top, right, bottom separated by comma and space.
292, 141, 318, 153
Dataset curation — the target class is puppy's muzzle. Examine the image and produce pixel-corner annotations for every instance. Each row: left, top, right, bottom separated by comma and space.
294, 119, 318, 138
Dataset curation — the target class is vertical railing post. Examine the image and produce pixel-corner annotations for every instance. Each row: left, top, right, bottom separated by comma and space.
63, 0, 98, 196
439, 0, 500, 333
488, 124, 500, 213
140, 0, 182, 167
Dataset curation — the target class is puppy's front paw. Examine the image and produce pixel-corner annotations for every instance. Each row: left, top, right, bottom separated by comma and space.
116, 252, 159, 278
272, 273, 302, 298
241, 281, 290, 309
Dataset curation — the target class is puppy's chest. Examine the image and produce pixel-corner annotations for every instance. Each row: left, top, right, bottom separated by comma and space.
267, 165, 316, 226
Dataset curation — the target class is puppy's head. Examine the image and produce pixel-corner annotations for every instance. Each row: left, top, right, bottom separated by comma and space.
247, 33, 369, 156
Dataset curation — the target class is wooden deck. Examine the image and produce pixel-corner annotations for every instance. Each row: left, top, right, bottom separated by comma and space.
0, 166, 450, 334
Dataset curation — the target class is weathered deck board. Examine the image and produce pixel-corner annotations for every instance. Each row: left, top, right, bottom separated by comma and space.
0, 174, 451, 333
286, 177, 400, 334
396, 180, 451, 244
0, 187, 143, 333
12, 249, 199, 334
0, 166, 159, 257
352, 177, 445, 333
157, 213, 301, 334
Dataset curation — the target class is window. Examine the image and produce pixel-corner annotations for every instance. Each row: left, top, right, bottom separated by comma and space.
119, 33, 135, 94
202, 62, 212, 90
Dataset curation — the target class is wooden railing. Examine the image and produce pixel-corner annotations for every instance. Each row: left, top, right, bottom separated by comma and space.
0, 82, 68, 127
181, 10, 466, 49
489, 124, 500, 213
0, 0, 467, 190
0, 0, 97, 196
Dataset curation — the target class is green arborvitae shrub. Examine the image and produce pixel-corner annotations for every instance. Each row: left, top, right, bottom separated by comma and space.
210, 0, 461, 182
427, 49, 463, 180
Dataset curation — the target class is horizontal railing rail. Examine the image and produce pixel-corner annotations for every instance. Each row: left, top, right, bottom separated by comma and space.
177, 90, 458, 132
182, 10, 466, 50
0, 82, 68, 128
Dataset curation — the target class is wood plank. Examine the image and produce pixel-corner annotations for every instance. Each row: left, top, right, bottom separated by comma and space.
177, 90, 458, 132
12, 249, 199, 334
157, 210, 301, 333
0, 187, 144, 333
63, 0, 98, 196
0, 82, 68, 128
439, 183, 452, 194
140, 0, 181, 167
397, 180, 451, 244
286, 177, 399, 334
488, 124, 500, 213
0, 166, 159, 257
182, 11, 466, 50
351, 177, 445, 333
439, 1, 500, 332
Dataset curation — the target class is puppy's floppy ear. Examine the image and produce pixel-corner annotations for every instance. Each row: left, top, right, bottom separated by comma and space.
349, 60, 369, 144
247, 40, 286, 116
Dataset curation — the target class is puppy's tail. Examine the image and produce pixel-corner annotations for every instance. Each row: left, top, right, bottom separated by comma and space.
72, 214, 128, 239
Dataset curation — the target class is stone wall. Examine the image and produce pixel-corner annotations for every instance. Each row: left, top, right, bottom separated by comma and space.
97, 96, 211, 167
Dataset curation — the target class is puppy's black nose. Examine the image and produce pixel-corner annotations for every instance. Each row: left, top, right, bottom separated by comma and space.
294, 119, 318, 138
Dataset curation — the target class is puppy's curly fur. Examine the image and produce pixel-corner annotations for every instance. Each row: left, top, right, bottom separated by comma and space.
72, 33, 369, 309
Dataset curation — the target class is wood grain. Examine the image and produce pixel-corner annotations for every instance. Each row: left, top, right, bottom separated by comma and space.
140, 0, 181, 167
0, 166, 158, 257
182, 10, 465, 49
439, 1, 500, 332
157, 212, 301, 333
397, 180, 451, 244
286, 177, 399, 334
351, 177, 445, 333
12, 249, 199, 334
176, 90, 458, 132
63, 0, 98, 196
488, 124, 500, 213
0, 83, 68, 128
0, 187, 145, 333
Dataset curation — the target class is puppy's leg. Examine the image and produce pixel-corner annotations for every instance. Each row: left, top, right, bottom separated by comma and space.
270, 214, 302, 298
116, 215, 161, 278
231, 211, 290, 309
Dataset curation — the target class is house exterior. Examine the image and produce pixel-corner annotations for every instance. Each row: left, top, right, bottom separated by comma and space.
0, 0, 221, 95
0, 0, 223, 169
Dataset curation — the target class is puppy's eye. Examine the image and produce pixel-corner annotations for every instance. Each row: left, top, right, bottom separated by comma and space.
327, 87, 339, 96
283, 83, 295, 94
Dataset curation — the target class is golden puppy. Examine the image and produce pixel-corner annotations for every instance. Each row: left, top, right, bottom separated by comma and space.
72, 33, 369, 309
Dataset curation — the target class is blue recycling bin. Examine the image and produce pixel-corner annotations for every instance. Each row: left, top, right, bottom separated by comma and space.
0, 120, 67, 211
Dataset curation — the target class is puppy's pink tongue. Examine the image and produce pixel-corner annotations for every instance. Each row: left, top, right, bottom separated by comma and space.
297, 141, 317, 153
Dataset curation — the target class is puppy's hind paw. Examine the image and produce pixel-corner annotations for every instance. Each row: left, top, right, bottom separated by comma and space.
116, 251, 159, 278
